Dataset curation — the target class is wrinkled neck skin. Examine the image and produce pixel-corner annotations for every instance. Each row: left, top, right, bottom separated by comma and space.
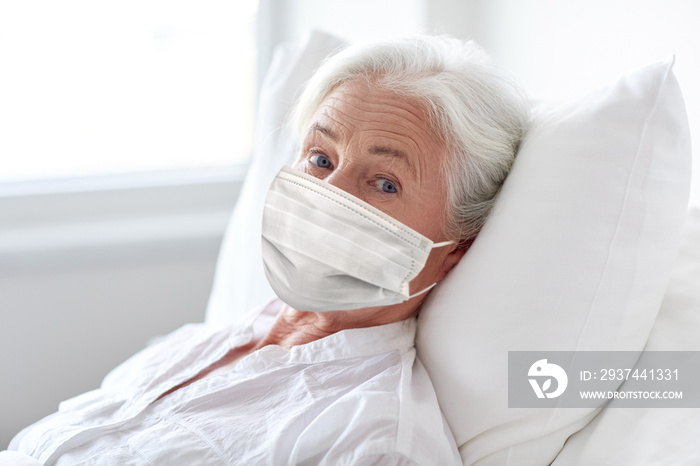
258, 296, 426, 350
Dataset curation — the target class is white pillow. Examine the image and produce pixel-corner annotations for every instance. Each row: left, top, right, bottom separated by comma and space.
551, 207, 700, 465
205, 31, 345, 326
416, 58, 692, 465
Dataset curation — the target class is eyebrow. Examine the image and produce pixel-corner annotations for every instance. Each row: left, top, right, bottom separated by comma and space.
368, 145, 417, 179
308, 123, 338, 141
308, 122, 417, 179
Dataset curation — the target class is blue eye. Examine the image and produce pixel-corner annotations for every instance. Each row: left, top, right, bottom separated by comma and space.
310, 154, 332, 169
376, 179, 398, 194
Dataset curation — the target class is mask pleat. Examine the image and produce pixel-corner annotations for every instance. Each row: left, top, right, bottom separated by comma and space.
263, 203, 414, 291
275, 168, 433, 250
262, 237, 401, 311
266, 187, 431, 273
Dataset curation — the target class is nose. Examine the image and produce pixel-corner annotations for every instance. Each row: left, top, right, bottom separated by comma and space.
323, 167, 361, 199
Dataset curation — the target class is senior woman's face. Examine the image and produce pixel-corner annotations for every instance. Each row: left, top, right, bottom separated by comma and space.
293, 79, 465, 303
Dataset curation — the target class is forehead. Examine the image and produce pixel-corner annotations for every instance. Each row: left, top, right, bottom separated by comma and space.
309, 80, 442, 153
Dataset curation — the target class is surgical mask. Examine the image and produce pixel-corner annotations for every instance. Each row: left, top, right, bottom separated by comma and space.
261, 166, 455, 312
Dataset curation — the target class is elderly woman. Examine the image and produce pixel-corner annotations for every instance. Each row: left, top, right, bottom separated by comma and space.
7, 35, 527, 465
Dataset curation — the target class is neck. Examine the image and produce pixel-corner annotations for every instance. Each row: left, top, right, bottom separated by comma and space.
257, 299, 423, 350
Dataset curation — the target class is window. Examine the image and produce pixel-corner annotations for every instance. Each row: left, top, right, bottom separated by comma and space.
0, 0, 257, 183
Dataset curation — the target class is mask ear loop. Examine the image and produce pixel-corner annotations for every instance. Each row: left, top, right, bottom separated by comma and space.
407, 282, 438, 300
432, 240, 456, 248
405, 240, 456, 301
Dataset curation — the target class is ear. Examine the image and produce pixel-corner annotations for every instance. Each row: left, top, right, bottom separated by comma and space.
437, 239, 472, 281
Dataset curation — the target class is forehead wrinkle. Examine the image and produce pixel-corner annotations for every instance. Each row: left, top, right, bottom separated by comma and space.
339, 107, 425, 180
342, 89, 428, 129
322, 84, 428, 132
311, 106, 422, 170
307, 122, 339, 141
368, 144, 417, 179
343, 87, 436, 141
312, 83, 443, 182
329, 94, 434, 157
357, 121, 431, 183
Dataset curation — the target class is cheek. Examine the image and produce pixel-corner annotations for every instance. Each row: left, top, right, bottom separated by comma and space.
399, 194, 448, 240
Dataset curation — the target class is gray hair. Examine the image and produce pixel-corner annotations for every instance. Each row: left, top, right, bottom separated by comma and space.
293, 35, 529, 242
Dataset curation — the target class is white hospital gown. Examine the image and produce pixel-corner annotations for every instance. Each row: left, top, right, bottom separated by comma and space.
9, 300, 461, 465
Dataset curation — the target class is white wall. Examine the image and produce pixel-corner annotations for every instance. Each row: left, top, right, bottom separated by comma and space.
257, 0, 427, 83
0, 251, 217, 446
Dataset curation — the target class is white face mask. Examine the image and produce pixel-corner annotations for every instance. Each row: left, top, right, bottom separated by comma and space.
261, 166, 455, 312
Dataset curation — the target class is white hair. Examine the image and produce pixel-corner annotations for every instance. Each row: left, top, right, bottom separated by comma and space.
293, 35, 529, 242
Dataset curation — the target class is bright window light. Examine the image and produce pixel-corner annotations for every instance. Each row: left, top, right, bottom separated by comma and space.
0, 0, 257, 182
